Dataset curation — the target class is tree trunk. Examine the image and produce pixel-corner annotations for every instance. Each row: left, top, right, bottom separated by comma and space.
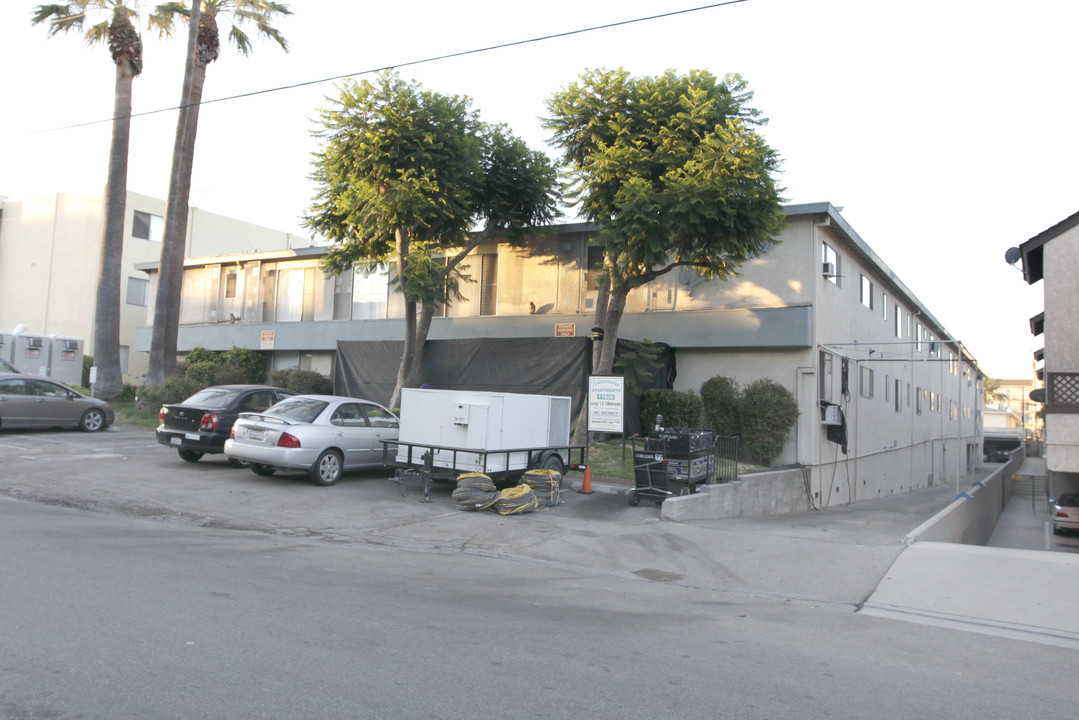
92, 56, 138, 399
148, 0, 203, 384
591, 273, 610, 371
388, 229, 415, 409
596, 290, 627, 376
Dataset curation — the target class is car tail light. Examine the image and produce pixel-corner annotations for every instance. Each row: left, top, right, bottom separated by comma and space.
159, 408, 167, 424
1057, 510, 1069, 519
229, 426, 236, 439
199, 413, 220, 431
277, 433, 301, 448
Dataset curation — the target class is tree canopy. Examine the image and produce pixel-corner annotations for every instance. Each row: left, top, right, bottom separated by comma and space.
306, 72, 560, 405
544, 68, 786, 374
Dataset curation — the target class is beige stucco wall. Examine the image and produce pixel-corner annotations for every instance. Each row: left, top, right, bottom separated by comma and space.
1040, 222, 1079, 474
0, 190, 299, 385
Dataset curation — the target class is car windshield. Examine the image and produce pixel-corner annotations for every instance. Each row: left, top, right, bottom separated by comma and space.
0, 359, 16, 373
181, 388, 245, 408
263, 397, 328, 423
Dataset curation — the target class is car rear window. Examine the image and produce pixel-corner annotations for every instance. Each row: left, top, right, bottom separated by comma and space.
181, 388, 245, 408
264, 397, 329, 423
1058, 493, 1079, 507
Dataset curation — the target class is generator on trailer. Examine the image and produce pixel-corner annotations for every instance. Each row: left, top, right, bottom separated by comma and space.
386, 388, 586, 501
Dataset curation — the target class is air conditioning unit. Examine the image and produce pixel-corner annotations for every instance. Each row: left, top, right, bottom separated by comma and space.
821, 404, 842, 426
822, 261, 835, 277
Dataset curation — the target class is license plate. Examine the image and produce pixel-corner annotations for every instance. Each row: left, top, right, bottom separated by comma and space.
170, 437, 181, 446
246, 429, 265, 441
185, 432, 200, 441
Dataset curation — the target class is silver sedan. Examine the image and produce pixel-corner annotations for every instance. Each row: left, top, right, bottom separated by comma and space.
0, 372, 114, 432
224, 395, 399, 485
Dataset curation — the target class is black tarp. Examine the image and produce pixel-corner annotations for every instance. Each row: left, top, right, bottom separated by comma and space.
334, 336, 674, 436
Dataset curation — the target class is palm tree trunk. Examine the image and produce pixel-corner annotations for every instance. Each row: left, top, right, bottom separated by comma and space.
92, 57, 138, 399
148, 0, 203, 384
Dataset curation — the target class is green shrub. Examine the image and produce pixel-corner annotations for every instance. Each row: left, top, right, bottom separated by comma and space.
221, 346, 267, 384
640, 388, 703, 430
701, 375, 740, 437
268, 368, 333, 395
137, 373, 204, 408
738, 378, 798, 466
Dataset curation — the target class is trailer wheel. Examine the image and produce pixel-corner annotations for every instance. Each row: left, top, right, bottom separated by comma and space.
628, 492, 640, 506
541, 454, 565, 487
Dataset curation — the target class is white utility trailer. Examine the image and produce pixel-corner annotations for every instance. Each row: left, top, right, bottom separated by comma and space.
385, 388, 586, 501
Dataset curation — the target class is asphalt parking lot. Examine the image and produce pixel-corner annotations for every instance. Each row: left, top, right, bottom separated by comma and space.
8, 424, 1079, 647
2, 423, 937, 610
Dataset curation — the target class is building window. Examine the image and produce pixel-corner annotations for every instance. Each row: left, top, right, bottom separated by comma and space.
132, 210, 164, 243
860, 275, 873, 309
480, 253, 498, 316
916, 387, 923, 415
881, 292, 888, 321
352, 265, 389, 320
224, 268, 238, 299
885, 374, 891, 403
859, 365, 874, 398
822, 242, 839, 285
586, 245, 606, 290
126, 276, 148, 306
819, 351, 834, 402
895, 379, 902, 412
894, 306, 903, 339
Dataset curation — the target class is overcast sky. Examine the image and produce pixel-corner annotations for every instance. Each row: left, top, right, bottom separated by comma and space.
1, 0, 1071, 380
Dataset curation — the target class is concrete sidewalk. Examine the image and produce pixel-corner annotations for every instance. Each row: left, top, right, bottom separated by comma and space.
861, 541, 1079, 649
862, 456, 1079, 649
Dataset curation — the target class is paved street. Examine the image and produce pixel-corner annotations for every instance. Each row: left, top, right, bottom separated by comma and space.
2, 425, 1077, 719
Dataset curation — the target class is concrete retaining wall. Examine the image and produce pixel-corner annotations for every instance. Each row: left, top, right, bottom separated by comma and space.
905, 448, 1026, 545
661, 467, 812, 522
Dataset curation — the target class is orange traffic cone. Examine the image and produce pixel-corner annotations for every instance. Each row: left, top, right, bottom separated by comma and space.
578, 465, 595, 495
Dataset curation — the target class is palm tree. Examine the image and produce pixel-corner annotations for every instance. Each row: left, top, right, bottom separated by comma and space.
145, 0, 291, 384
32, 1, 143, 399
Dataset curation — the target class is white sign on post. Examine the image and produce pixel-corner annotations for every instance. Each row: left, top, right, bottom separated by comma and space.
588, 375, 625, 433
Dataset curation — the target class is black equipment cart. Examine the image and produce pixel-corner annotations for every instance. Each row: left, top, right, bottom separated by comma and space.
629, 430, 716, 506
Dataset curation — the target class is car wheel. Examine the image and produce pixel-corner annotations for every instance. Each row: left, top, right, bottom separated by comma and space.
250, 463, 277, 477
79, 408, 107, 432
227, 457, 250, 469
178, 449, 203, 463
310, 449, 343, 486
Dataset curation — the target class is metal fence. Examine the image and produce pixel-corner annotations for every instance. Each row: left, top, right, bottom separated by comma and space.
713, 435, 739, 483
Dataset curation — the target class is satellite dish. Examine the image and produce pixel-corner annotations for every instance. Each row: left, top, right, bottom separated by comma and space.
1004, 246, 1022, 265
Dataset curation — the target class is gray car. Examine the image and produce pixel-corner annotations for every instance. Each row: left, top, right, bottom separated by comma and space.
0, 372, 114, 432
224, 394, 399, 485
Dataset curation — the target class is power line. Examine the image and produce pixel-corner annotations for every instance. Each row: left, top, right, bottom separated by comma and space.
42, 0, 750, 133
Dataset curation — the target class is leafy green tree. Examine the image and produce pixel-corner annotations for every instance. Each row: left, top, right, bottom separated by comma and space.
146, 0, 291, 384
33, 1, 143, 399
545, 68, 785, 375
306, 72, 560, 407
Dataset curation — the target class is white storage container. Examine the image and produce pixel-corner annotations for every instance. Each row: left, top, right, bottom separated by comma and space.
396, 388, 572, 474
